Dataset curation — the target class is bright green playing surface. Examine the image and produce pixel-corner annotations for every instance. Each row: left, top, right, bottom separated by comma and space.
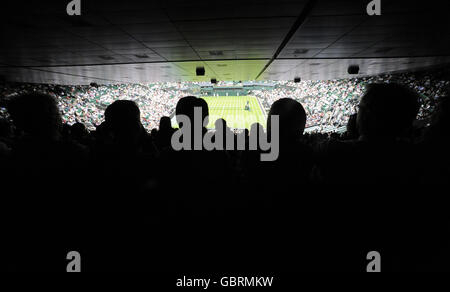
201, 96, 266, 129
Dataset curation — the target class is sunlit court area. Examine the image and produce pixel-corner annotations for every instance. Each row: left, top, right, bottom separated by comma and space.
201, 96, 266, 129
1, 0, 450, 275
169, 95, 266, 130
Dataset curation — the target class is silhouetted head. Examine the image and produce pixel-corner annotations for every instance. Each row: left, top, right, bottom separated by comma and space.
267, 98, 306, 141
7, 92, 62, 139
159, 116, 173, 132
71, 122, 88, 139
104, 100, 143, 144
357, 83, 420, 139
346, 113, 358, 139
175, 96, 209, 127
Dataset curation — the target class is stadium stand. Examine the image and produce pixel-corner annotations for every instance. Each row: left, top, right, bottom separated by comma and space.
1, 0, 450, 273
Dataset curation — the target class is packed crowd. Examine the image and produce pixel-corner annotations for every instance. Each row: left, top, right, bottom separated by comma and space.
252, 71, 450, 131
252, 79, 362, 130
57, 83, 189, 130
1, 69, 449, 134
0, 82, 190, 130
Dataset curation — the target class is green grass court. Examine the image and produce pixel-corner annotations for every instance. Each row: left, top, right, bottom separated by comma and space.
201, 96, 266, 130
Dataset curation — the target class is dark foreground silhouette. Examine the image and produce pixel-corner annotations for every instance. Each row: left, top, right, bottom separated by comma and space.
1, 84, 449, 272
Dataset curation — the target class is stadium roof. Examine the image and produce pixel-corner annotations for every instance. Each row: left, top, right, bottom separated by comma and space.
1, 0, 450, 85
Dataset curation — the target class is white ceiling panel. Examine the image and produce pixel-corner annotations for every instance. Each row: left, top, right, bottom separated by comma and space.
1, 0, 449, 84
